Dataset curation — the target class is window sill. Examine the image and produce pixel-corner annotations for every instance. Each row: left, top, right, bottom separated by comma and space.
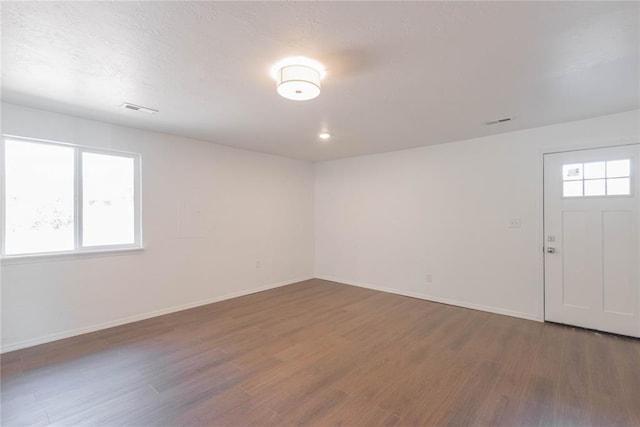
1, 247, 145, 265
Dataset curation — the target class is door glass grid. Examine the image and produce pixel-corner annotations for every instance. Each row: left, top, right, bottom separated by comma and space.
562, 159, 631, 197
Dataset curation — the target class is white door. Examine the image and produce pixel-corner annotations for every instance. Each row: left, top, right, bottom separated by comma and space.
544, 144, 640, 337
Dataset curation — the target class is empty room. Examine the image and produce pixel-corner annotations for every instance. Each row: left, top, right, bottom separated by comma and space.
1, 1, 639, 426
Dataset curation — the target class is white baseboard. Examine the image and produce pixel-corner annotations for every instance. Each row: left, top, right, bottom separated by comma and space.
1, 276, 313, 354
316, 275, 541, 322
2, 275, 540, 353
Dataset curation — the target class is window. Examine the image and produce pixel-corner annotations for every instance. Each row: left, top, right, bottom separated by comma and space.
2, 136, 141, 257
562, 159, 632, 198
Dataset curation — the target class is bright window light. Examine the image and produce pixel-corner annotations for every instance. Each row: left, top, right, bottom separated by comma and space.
2, 137, 141, 257
82, 152, 135, 247
4, 140, 75, 254
562, 159, 632, 198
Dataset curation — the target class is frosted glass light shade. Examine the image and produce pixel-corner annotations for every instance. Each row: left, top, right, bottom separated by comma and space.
271, 57, 325, 101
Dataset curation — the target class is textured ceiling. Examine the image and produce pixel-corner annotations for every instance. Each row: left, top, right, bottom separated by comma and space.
2, 1, 638, 161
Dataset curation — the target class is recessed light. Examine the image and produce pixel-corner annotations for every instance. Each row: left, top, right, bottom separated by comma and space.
319, 132, 331, 140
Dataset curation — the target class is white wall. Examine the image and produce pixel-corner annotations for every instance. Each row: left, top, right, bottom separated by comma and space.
315, 110, 639, 321
0, 103, 315, 352
2, 104, 638, 353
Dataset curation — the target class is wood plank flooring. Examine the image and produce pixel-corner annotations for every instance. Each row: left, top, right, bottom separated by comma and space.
1, 279, 639, 426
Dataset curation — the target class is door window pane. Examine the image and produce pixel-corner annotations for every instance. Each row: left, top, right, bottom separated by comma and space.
584, 179, 606, 196
607, 178, 631, 196
4, 140, 75, 254
562, 159, 632, 198
563, 181, 583, 197
82, 152, 135, 246
606, 160, 630, 178
563, 164, 583, 180
584, 162, 605, 179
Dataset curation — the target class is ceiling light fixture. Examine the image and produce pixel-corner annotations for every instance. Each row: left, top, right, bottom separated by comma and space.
319, 132, 331, 140
270, 56, 326, 101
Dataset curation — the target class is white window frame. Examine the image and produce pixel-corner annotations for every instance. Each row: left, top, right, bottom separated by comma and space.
1, 134, 143, 260
561, 158, 634, 199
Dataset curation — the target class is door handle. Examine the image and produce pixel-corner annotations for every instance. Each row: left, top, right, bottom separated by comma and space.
546, 247, 556, 254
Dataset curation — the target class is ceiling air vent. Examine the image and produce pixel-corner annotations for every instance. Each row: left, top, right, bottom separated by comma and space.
485, 117, 512, 125
120, 102, 158, 114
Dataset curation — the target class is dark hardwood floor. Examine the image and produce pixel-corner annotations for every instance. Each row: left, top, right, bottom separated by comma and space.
1, 279, 639, 426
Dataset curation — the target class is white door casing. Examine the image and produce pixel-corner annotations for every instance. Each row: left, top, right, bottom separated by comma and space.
544, 144, 640, 337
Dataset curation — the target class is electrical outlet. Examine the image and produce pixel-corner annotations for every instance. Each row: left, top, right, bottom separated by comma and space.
509, 217, 521, 228
426, 274, 433, 283
256, 261, 261, 269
